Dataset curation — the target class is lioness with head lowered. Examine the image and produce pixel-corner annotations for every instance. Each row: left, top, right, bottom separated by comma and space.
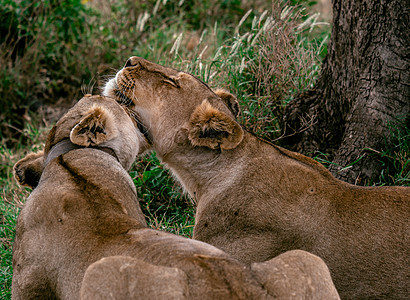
104, 56, 410, 300
12, 95, 339, 299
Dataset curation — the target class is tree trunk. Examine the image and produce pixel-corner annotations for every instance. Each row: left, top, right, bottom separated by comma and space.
282, 0, 409, 185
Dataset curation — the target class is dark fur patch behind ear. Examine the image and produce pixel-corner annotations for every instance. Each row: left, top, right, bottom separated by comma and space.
214, 89, 240, 118
198, 128, 229, 139
188, 100, 244, 150
14, 151, 44, 189
22, 167, 41, 188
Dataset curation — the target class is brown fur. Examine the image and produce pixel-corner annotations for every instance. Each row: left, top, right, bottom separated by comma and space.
12, 95, 339, 299
104, 56, 410, 300
188, 100, 243, 150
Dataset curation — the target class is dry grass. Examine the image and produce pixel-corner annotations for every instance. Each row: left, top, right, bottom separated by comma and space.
181, 1, 330, 141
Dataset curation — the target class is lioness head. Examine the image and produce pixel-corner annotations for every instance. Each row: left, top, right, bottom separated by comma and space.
104, 56, 244, 155
14, 95, 149, 189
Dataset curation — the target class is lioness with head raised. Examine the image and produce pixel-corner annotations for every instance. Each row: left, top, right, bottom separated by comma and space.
12, 95, 339, 299
104, 56, 410, 300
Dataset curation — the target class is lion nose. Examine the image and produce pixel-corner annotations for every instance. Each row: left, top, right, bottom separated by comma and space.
124, 57, 140, 68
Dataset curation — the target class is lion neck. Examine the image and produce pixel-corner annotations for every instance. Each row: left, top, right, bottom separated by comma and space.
155, 129, 250, 202
44, 138, 119, 166
41, 148, 147, 227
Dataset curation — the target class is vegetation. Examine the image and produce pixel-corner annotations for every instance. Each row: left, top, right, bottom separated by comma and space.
0, 0, 407, 298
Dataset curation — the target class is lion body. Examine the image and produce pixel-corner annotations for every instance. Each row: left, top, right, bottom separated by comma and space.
189, 134, 409, 298
105, 56, 410, 299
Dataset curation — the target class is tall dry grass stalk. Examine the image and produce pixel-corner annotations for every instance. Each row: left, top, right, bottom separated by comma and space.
251, 3, 322, 101
170, 1, 330, 141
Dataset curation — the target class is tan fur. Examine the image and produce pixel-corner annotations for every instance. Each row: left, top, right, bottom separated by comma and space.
105, 56, 410, 300
251, 250, 340, 300
188, 100, 243, 150
12, 95, 339, 299
80, 256, 189, 299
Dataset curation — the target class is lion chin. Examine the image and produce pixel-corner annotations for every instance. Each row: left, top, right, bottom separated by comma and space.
105, 56, 410, 300
12, 95, 339, 299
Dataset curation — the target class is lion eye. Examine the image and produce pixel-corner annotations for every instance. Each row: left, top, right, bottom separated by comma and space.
162, 77, 180, 88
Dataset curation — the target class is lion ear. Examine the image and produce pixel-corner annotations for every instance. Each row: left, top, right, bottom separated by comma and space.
14, 151, 44, 189
214, 89, 240, 118
187, 100, 244, 150
70, 105, 117, 146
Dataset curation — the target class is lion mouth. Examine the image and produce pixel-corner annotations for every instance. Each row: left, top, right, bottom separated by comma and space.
112, 89, 152, 145
104, 74, 152, 144
114, 89, 134, 107
103, 76, 133, 106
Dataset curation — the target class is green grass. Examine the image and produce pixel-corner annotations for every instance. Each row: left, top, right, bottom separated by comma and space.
0, 194, 21, 300
0, 145, 28, 299
130, 152, 195, 237
310, 117, 410, 186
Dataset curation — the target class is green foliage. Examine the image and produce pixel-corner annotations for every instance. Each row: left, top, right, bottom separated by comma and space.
373, 117, 409, 186
0, 197, 20, 300
130, 152, 195, 237
0, 144, 29, 300
0, 0, 95, 146
311, 118, 410, 186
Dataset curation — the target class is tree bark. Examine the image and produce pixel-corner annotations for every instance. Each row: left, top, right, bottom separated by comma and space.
282, 0, 409, 184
